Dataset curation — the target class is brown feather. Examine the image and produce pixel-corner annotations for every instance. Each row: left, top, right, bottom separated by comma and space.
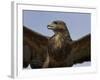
23, 26, 49, 68
23, 20, 91, 68
47, 20, 90, 67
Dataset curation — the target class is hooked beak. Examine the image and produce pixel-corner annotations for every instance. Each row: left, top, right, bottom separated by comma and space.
47, 24, 55, 30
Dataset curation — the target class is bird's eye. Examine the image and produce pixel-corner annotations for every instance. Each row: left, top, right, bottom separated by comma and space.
53, 21, 57, 24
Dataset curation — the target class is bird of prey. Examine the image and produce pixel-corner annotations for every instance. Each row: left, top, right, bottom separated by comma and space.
23, 20, 91, 69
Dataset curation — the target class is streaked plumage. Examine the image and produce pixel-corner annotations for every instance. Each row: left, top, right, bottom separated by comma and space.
23, 20, 91, 68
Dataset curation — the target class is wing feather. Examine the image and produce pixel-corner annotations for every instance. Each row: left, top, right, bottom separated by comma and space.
23, 26, 49, 68
66, 34, 91, 66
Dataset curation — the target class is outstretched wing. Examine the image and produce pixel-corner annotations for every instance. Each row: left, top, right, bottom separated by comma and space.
66, 34, 91, 66
23, 26, 49, 68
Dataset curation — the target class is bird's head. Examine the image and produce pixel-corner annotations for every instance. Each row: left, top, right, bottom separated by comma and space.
47, 20, 67, 32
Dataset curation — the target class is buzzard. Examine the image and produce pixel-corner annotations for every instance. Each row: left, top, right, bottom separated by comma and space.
23, 20, 91, 69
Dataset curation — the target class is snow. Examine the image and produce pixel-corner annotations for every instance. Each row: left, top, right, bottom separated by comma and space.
73, 61, 91, 67
25, 61, 91, 69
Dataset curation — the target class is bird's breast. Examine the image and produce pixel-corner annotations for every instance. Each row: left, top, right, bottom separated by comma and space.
50, 34, 64, 49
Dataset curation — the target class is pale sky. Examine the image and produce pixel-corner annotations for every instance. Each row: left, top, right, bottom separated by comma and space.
23, 10, 91, 40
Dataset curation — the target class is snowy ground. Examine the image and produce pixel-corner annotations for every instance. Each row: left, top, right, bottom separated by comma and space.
73, 61, 91, 67
25, 61, 91, 69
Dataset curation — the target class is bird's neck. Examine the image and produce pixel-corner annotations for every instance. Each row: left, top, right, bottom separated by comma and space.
54, 30, 72, 41
51, 30, 72, 49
